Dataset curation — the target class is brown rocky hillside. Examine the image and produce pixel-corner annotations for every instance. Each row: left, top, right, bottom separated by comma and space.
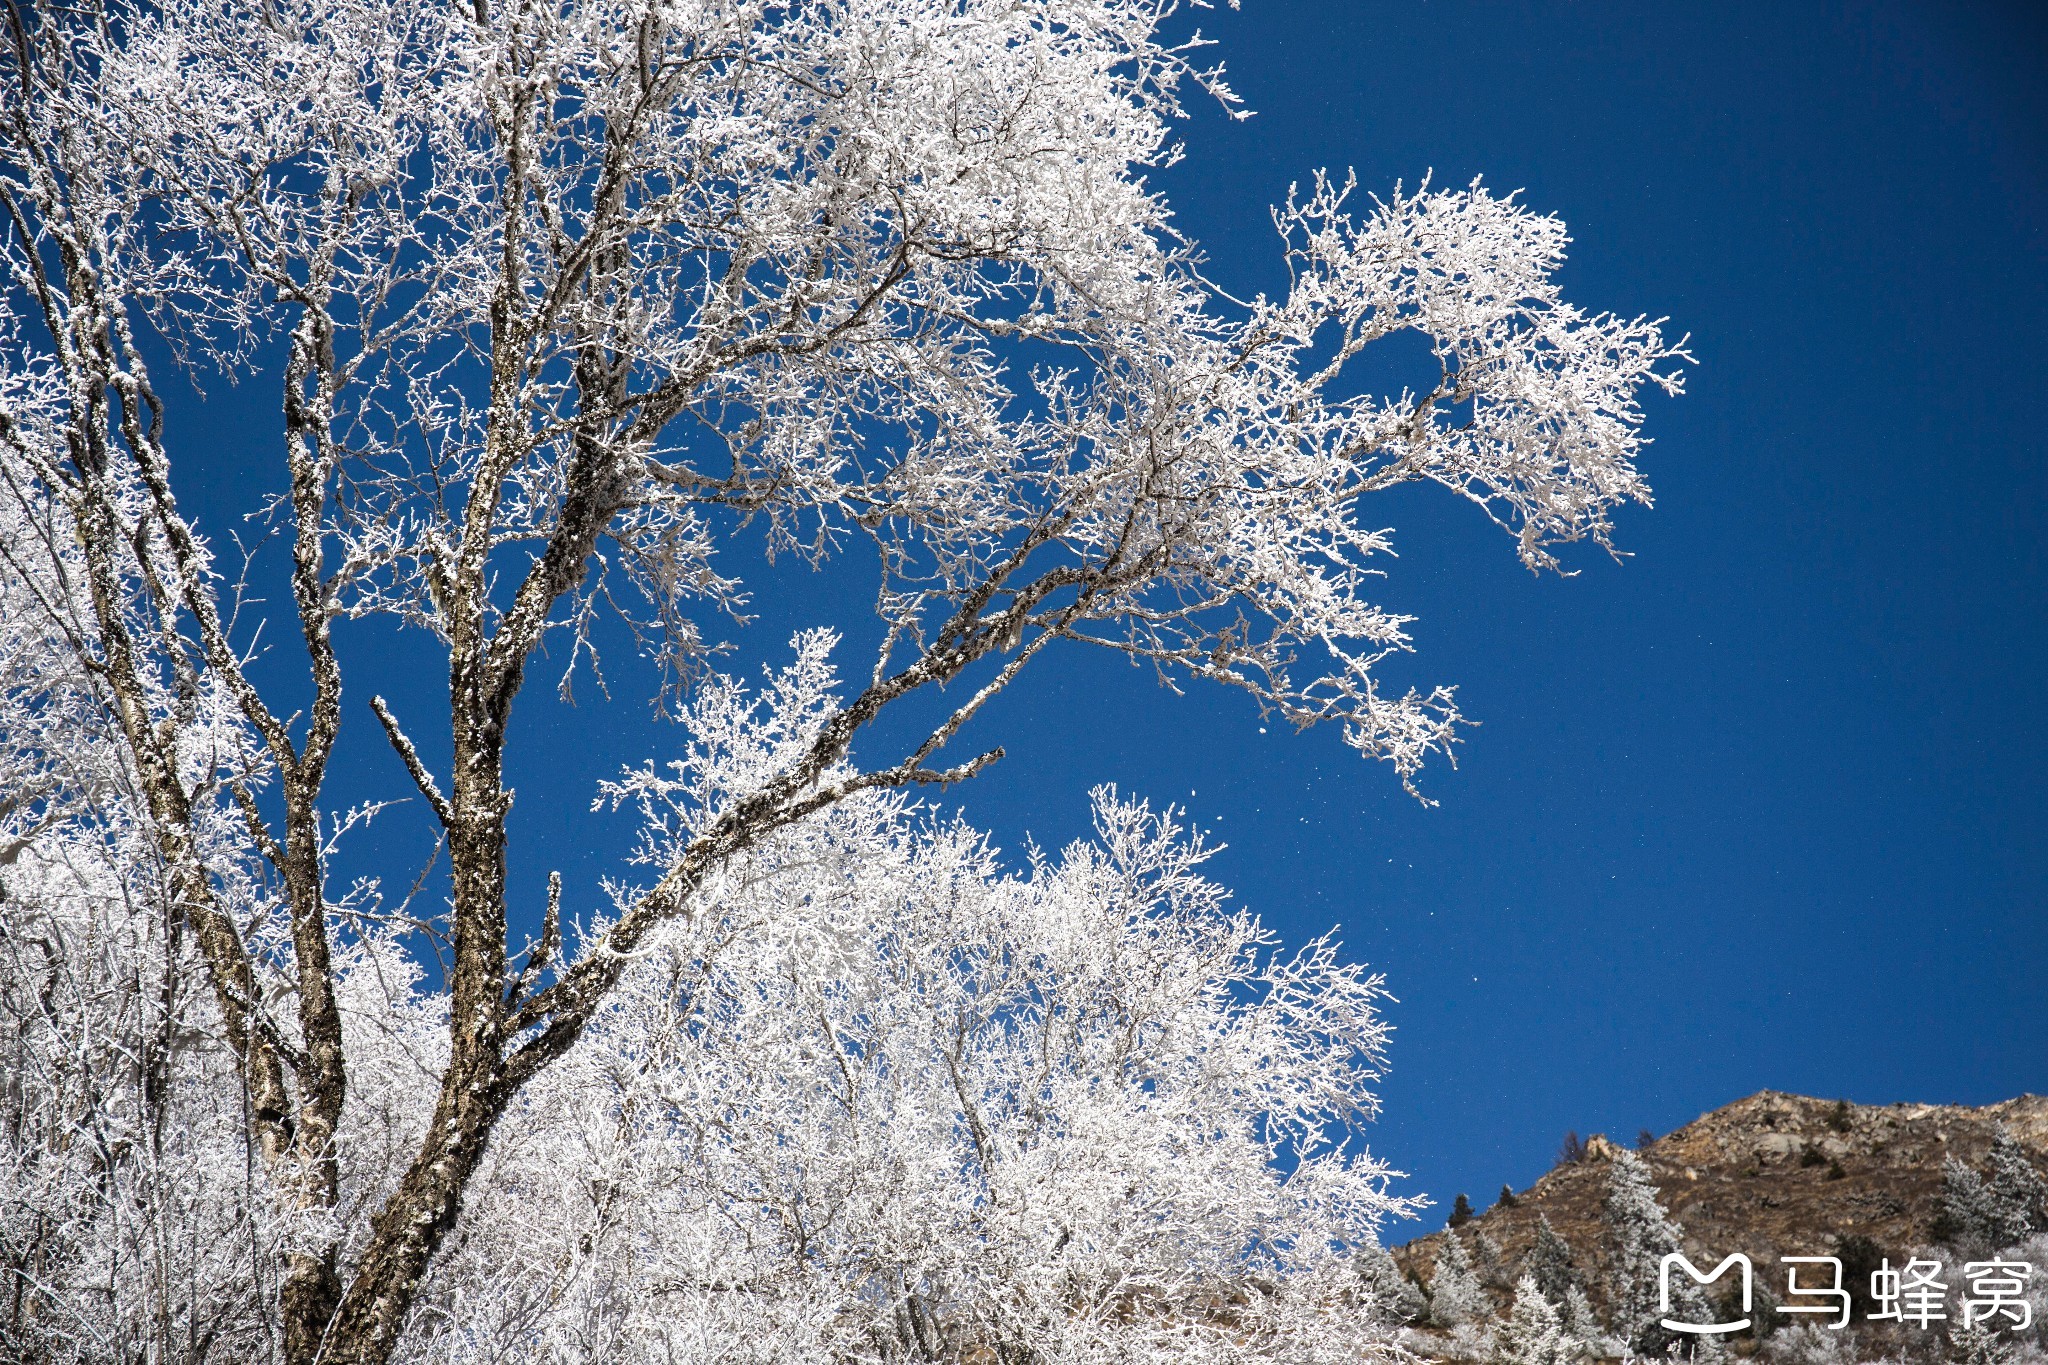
1395, 1090, 2048, 1310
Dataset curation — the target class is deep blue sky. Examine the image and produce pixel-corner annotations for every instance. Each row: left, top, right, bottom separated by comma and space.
164, 2, 2045, 1238
1123, 0, 2048, 1228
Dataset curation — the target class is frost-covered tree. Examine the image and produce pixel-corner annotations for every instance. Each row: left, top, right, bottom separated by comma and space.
1940, 1156, 2007, 1251
410, 779, 1411, 1363
1947, 1323, 2022, 1365
1358, 1243, 1429, 1325
1982, 1131, 2048, 1247
1761, 1323, 1849, 1365
1524, 1215, 1581, 1304
0, 0, 1684, 1357
1429, 1235, 1493, 1329
1603, 1149, 1714, 1357
1558, 1285, 1610, 1355
1491, 1277, 1582, 1365
8, 615, 1407, 1362
1940, 1133, 2048, 1253
0, 475, 307, 1358
1474, 1231, 1513, 1290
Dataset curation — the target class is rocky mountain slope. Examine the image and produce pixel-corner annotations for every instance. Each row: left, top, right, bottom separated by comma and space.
1396, 1091, 2048, 1312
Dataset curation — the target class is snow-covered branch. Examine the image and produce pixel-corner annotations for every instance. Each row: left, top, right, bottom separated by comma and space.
0, 0, 1682, 1358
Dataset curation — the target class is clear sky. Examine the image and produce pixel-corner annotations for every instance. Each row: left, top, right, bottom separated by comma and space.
169, 1, 2046, 1238
1089, 0, 2048, 1228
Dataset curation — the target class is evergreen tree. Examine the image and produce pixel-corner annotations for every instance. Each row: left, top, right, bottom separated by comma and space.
1357, 1243, 1428, 1324
1430, 1234, 1493, 1328
1980, 1130, 2047, 1247
1492, 1277, 1580, 1365
1558, 1285, 1606, 1350
1936, 1156, 2001, 1248
1747, 1273, 1782, 1342
1525, 1215, 1581, 1303
1603, 1149, 1715, 1357
1450, 1192, 1476, 1227
1497, 1184, 1519, 1209
1475, 1231, 1514, 1290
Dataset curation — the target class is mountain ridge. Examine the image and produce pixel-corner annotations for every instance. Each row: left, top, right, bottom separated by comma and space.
1394, 1090, 2048, 1314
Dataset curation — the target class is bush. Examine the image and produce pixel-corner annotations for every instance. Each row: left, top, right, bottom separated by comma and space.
1835, 1233, 1884, 1318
